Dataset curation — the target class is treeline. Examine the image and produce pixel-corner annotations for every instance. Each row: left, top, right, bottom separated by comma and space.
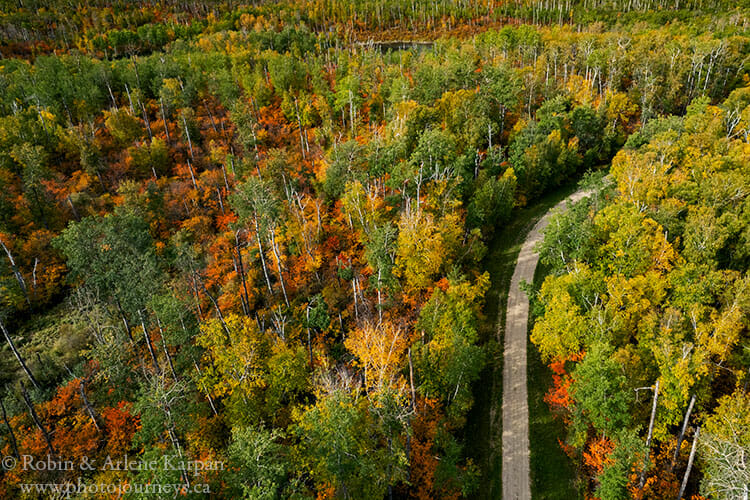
0, 10, 748, 500
3, 0, 750, 59
0, 0, 220, 58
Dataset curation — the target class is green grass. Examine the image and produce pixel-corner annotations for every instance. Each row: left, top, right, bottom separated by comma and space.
527, 260, 581, 499
466, 180, 579, 500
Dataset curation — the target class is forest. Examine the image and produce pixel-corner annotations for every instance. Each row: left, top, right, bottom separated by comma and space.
0, 0, 748, 499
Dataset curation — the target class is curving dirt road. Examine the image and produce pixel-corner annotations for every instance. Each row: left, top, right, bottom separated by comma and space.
501, 189, 590, 500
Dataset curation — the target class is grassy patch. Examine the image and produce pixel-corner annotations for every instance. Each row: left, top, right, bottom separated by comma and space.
527, 261, 581, 499
466, 180, 579, 500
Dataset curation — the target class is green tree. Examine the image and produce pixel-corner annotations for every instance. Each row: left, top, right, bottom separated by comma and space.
467, 168, 516, 234
570, 342, 632, 439
596, 430, 645, 500
415, 273, 489, 421
54, 210, 163, 321
294, 387, 396, 499
228, 426, 297, 500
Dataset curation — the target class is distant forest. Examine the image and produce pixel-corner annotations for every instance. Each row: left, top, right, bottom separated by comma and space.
0, 1, 749, 499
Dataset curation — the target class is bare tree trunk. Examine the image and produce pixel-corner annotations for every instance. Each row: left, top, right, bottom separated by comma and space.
249, 126, 261, 171
671, 394, 696, 470
138, 310, 162, 376
377, 272, 383, 325
67, 195, 80, 221
352, 278, 359, 320
408, 348, 416, 410
1, 318, 40, 390
182, 114, 194, 160
677, 426, 700, 500
234, 230, 252, 317
160, 97, 171, 144
203, 101, 218, 132
415, 163, 423, 212
254, 216, 274, 295
32, 258, 38, 294
294, 98, 306, 160
192, 359, 218, 417
639, 380, 660, 489
195, 274, 232, 340
124, 83, 135, 114
212, 187, 223, 215
220, 163, 231, 192
268, 228, 290, 307
186, 159, 199, 191
0, 398, 19, 458
155, 315, 179, 381
161, 400, 191, 487
106, 82, 117, 108
114, 295, 134, 342
79, 380, 100, 431
20, 382, 55, 455
140, 99, 153, 141
306, 305, 313, 367
0, 237, 30, 306
190, 273, 204, 321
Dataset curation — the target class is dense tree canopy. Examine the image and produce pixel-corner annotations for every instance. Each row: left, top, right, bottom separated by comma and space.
1, 1, 749, 499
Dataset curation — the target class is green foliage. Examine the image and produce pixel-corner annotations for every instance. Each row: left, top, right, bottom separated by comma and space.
533, 91, 750, 496
231, 176, 280, 233
3, 6, 750, 500
267, 53, 308, 94
264, 343, 309, 420
537, 196, 597, 275
596, 430, 644, 500
395, 209, 462, 290
54, 210, 163, 317
570, 342, 632, 439
321, 140, 364, 201
228, 426, 297, 499
415, 273, 489, 421
196, 314, 271, 424
467, 167, 517, 234
105, 108, 144, 145
130, 137, 171, 177
294, 388, 405, 499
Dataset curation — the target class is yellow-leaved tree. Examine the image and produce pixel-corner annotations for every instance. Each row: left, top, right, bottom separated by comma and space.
345, 321, 408, 394
395, 208, 461, 291
196, 314, 270, 420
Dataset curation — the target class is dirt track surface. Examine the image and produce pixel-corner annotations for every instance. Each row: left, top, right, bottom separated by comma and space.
501, 189, 590, 500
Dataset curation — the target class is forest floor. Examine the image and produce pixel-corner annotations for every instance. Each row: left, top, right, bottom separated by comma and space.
466, 181, 579, 500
